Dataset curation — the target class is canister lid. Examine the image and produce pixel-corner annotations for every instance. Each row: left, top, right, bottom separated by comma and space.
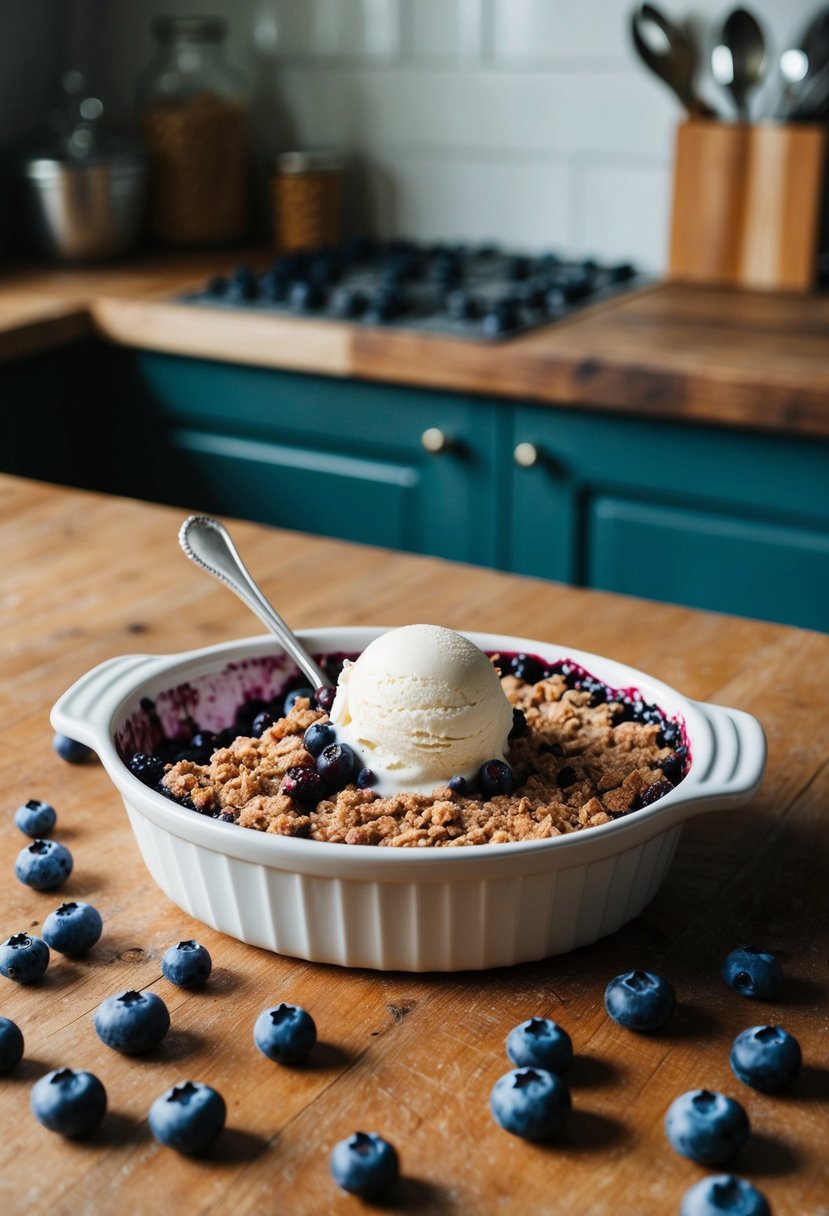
275, 148, 345, 175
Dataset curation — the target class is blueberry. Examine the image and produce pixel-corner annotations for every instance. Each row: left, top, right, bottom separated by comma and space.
15, 838, 73, 891
722, 947, 783, 999
509, 653, 547, 684
282, 765, 327, 806
314, 686, 337, 714
42, 901, 103, 956
478, 760, 515, 798
665, 1089, 750, 1165
52, 734, 92, 764
189, 731, 218, 760
93, 989, 170, 1054
330, 1131, 399, 1200
660, 753, 685, 783
639, 779, 675, 807
253, 1002, 316, 1064
0, 1017, 24, 1072
604, 970, 676, 1031
284, 687, 315, 714
506, 1018, 573, 1074
128, 752, 167, 787
448, 775, 468, 794
149, 1080, 226, 1154
162, 940, 212, 988
30, 1068, 106, 1137
680, 1174, 770, 1216
490, 1067, 571, 1140
303, 721, 336, 757
14, 799, 57, 838
251, 710, 275, 737
509, 707, 529, 739
0, 933, 49, 983
356, 767, 376, 789
316, 743, 356, 790
730, 1025, 802, 1093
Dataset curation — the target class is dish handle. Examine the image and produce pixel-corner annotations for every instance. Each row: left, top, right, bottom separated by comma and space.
51, 653, 166, 753
683, 700, 767, 813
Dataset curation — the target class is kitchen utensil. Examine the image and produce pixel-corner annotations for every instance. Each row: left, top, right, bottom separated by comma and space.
178, 514, 328, 691
777, 6, 829, 118
712, 7, 766, 120
51, 628, 766, 971
630, 3, 717, 118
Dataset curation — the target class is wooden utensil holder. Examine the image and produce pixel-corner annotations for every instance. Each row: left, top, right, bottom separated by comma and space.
669, 119, 827, 291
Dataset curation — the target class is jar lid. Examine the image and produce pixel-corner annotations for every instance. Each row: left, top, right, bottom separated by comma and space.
275, 148, 345, 175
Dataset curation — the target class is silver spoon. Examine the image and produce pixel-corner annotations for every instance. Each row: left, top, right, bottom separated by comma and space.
712, 7, 766, 121
178, 514, 329, 693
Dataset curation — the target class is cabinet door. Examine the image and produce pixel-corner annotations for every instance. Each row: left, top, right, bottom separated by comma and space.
131, 354, 504, 567
510, 403, 829, 629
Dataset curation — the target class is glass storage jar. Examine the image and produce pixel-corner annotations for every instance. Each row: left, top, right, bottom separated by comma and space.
136, 15, 249, 246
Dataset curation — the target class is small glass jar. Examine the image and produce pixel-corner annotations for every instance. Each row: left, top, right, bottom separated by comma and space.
271, 148, 345, 252
136, 15, 249, 247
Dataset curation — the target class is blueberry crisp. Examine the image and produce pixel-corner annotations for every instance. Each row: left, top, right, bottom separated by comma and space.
131, 650, 688, 848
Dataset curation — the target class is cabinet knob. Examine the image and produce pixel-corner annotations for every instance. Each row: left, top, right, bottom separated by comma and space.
421, 427, 451, 454
513, 442, 540, 468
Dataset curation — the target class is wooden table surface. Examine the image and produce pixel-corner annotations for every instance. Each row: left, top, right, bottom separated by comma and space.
2, 254, 829, 437
1, 475, 827, 1216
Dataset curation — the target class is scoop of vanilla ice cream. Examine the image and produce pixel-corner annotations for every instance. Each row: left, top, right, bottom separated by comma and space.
329, 624, 514, 794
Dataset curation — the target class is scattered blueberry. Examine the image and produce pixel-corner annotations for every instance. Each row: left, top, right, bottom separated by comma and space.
254, 1002, 316, 1064
93, 989, 170, 1054
730, 1025, 802, 1093
448, 774, 468, 794
509, 654, 547, 684
506, 1018, 573, 1074
640, 779, 675, 807
30, 1068, 107, 1137
316, 742, 356, 790
303, 721, 336, 757
722, 947, 783, 999
490, 1067, 571, 1140
282, 766, 327, 806
14, 799, 57, 838
314, 686, 337, 714
330, 1131, 399, 1200
251, 710, 275, 737
128, 753, 166, 787
0, 934, 49, 983
15, 838, 73, 891
149, 1080, 226, 1154
665, 1089, 750, 1165
162, 940, 212, 988
188, 731, 218, 761
0, 1017, 24, 1072
604, 970, 676, 1031
356, 767, 376, 789
42, 901, 103, 956
478, 760, 515, 798
52, 733, 93, 764
284, 687, 315, 714
679, 1174, 770, 1216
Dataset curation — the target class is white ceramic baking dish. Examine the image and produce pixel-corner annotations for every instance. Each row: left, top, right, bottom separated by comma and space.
51, 628, 766, 972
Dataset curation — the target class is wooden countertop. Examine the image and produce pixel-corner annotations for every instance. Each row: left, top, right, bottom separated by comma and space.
1, 474, 826, 1215
1, 253, 829, 438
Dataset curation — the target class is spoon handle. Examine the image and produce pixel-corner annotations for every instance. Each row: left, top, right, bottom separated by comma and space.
179, 514, 328, 691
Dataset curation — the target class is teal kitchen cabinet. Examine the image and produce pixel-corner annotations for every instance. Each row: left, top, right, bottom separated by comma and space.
130, 353, 506, 566
509, 404, 829, 631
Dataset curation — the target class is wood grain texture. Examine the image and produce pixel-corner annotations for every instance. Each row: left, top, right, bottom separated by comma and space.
0, 475, 827, 1216
1, 253, 829, 437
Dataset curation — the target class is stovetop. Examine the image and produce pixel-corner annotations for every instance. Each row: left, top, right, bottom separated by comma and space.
180, 238, 645, 341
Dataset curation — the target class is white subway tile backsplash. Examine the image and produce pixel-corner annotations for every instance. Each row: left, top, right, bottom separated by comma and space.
492, 0, 631, 63
570, 162, 673, 272
353, 153, 571, 247
404, 0, 484, 62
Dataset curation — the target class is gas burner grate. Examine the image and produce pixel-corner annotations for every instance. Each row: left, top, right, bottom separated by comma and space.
180, 238, 646, 341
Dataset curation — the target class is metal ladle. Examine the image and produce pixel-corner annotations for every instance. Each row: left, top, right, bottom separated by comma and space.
178, 514, 329, 692
712, 7, 766, 121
